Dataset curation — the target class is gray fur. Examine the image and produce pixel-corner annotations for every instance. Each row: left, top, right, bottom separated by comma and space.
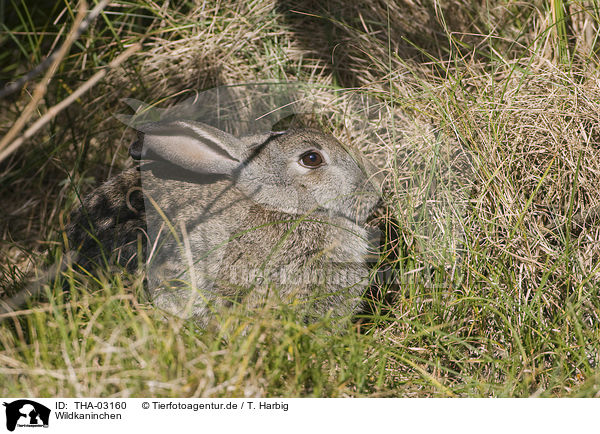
10, 121, 382, 328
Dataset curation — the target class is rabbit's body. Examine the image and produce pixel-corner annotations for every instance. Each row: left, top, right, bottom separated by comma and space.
67, 167, 145, 271
66, 123, 381, 327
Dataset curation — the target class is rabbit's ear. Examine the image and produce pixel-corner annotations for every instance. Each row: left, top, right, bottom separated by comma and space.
136, 121, 245, 175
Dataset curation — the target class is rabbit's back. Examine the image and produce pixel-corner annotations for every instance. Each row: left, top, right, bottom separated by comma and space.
67, 164, 247, 272
67, 167, 145, 270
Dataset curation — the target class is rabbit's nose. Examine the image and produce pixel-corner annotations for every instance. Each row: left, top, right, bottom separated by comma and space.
360, 168, 385, 198
370, 170, 386, 192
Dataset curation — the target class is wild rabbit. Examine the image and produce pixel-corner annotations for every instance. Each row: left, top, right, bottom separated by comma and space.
65, 120, 382, 327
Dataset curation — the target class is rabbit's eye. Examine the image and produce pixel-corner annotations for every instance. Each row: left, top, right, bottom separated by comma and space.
299, 151, 324, 168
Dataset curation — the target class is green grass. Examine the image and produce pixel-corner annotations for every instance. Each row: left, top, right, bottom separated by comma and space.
1, 0, 600, 397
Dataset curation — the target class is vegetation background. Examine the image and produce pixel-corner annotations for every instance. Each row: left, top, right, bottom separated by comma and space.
1, 0, 600, 397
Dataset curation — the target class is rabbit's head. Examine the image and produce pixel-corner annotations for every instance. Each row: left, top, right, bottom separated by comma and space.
131, 120, 382, 223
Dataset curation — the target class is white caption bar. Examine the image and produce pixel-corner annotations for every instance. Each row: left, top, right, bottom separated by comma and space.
0, 398, 597, 434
